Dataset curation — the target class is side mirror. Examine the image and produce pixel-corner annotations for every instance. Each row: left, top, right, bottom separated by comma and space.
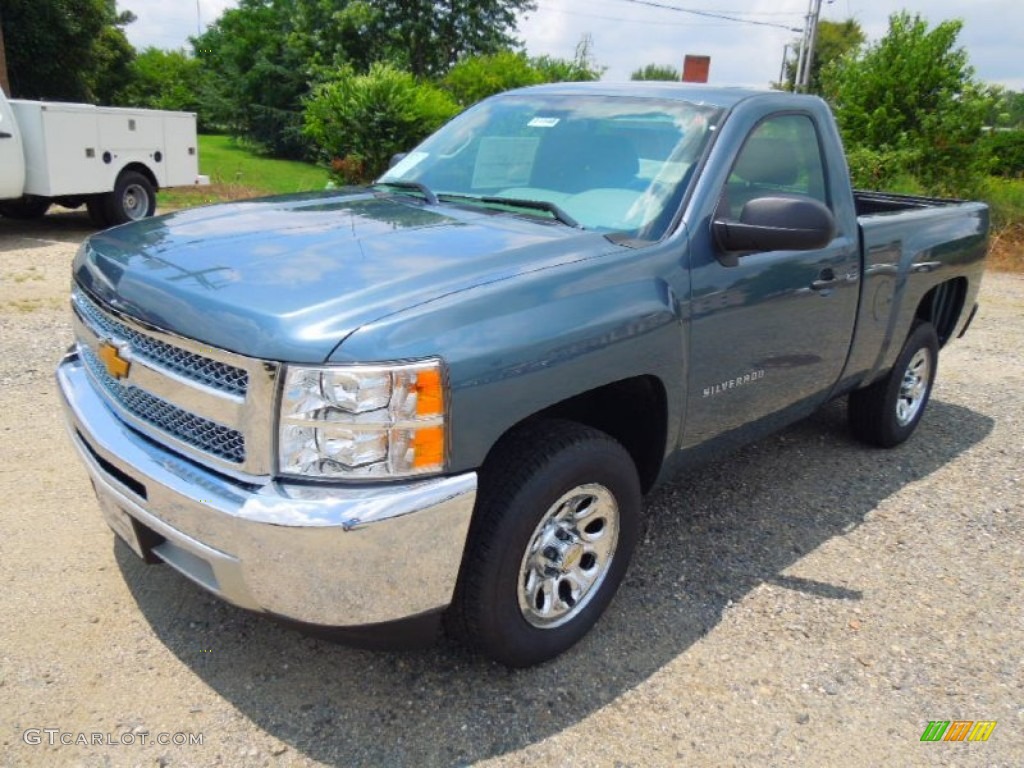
713, 195, 836, 260
388, 152, 407, 170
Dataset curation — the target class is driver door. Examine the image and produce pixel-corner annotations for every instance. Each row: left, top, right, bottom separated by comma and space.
682, 113, 859, 448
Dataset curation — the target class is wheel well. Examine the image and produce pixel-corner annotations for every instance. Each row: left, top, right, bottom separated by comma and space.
118, 163, 159, 191
487, 376, 668, 494
916, 278, 967, 347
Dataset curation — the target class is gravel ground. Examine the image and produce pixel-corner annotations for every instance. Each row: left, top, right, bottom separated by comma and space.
1, 212, 1021, 767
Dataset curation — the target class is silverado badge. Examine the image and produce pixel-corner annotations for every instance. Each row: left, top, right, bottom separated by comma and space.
97, 341, 131, 380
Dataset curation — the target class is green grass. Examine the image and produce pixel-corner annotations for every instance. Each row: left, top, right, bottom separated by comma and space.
983, 176, 1024, 228
195, 135, 329, 193
982, 177, 1024, 272
158, 134, 330, 209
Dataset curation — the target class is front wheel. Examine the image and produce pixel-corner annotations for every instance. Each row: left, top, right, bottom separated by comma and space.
105, 171, 156, 225
849, 322, 939, 447
449, 420, 642, 667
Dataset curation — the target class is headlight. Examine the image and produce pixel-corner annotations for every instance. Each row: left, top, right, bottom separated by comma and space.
279, 360, 447, 479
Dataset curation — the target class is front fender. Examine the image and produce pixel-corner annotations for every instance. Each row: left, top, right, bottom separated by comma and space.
332, 245, 689, 473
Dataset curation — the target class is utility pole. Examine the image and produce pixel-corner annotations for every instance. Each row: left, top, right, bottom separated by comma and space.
795, 0, 825, 92
0, 10, 10, 97
793, 0, 809, 92
802, 0, 824, 91
778, 43, 792, 90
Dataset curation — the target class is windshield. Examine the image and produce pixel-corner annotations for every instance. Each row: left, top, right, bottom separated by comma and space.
379, 93, 722, 241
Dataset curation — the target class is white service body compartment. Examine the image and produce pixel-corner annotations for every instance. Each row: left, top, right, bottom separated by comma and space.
7, 100, 200, 197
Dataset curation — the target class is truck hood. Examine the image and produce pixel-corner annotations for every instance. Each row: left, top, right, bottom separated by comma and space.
74, 191, 610, 362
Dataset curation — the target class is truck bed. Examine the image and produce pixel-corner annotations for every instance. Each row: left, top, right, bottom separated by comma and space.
841, 191, 988, 395
853, 189, 967, 217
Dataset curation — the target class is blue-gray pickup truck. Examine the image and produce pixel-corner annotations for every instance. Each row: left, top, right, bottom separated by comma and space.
57, 83, 988, 667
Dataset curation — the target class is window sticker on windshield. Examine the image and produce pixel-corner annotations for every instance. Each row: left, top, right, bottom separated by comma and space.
528, 117, 560, 128
472, 137, 540, 188
388, 151, 429, 177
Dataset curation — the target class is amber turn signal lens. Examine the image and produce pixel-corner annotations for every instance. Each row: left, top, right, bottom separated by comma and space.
413, 426, 445, 468
415, 368, 444, 417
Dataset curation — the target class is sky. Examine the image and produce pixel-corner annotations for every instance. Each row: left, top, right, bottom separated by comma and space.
122, 0, 1024, 91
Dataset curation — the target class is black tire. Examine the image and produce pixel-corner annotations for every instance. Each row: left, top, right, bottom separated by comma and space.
849, 322, 939, 448
86, 196, 112, 228
105, 171, 156, 225
0, 197, 51, 219
449, 419, 642, 667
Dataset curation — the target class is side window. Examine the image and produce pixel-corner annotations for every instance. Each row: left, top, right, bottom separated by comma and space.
720, 114, 828, 220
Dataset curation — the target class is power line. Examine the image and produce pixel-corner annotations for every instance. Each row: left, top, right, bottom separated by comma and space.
709, 10, 805, 15
609, 0, 804, 32
536, 3, 733, 26
566, 0, 803, 18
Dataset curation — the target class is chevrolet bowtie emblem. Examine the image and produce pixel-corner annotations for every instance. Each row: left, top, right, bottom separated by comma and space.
98, 341, 131, 380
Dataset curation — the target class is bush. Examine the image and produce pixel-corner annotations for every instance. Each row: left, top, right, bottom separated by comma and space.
844, 146, 924, 193
443, 51, 545, 106
443, 49, 604, 107
304, 62, 460, 183
982, 131, 1024, 178
530, 53, 603, 83
631, 64, 680, 81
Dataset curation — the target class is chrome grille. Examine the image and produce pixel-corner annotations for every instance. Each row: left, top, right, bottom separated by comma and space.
75, 291, 249, 397
82, 346, 246, 464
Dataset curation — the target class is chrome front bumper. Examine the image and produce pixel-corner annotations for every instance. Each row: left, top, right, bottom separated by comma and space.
57, 351, 477, 627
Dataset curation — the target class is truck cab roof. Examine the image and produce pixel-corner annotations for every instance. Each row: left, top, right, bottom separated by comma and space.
502, 81, 795, 110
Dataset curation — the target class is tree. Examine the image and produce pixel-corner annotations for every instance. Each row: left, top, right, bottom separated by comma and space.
193, 0, 310, 157
631, 64, 680, 82
820, 12, 994, 195
781, 19, 864, 94
371, 0, 537, 78
120, 48, 210, 119
86, 11, 137, 105
194, 0, 540, 157
985, 88, 1024, 128
0, 14, 11, 96
0, 0, 132, 102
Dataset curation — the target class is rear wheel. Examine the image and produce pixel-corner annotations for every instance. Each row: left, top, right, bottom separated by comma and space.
105, 171, 156, 225
0, 197, 51, 219
449, 419, 641, 667
849, 322, 939, 447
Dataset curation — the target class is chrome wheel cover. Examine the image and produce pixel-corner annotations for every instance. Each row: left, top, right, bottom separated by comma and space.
122, 183, 150, 220
518, 483, 620, 629
896, 348, 931, 426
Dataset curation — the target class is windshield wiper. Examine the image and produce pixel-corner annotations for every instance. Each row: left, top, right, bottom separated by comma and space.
438, 193, 580, 229
373, 180, 438, 205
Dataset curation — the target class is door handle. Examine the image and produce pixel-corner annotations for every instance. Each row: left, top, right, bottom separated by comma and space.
0, 132, 13, 139
810, 268, 837, 291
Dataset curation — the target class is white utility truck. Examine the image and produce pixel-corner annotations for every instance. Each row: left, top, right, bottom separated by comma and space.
0, 89, 207, 226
